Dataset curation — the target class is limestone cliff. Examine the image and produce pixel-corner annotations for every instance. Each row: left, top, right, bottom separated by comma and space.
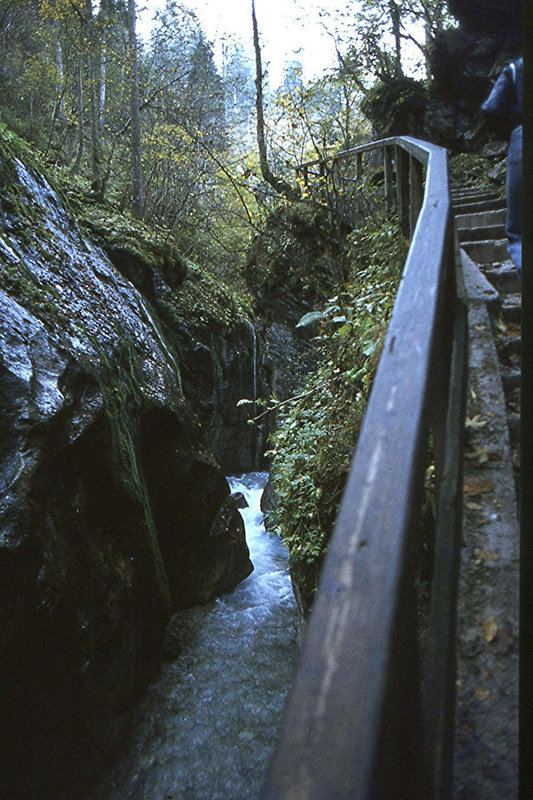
0, 132, 252, 798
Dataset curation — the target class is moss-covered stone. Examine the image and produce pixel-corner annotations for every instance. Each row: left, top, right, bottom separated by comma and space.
246, 199, 349, 326
361, 78, 430, 139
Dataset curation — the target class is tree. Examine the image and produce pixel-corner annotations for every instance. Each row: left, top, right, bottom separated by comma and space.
321, 0, 453, 84
127, 0, 143, 217
251, 0, 298, 201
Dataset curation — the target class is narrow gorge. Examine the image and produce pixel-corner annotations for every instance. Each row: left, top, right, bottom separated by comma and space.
0, 128, 334, 799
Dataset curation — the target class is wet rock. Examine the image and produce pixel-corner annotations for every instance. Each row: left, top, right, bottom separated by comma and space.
232, 491, 249, 509
0, 149, 252, 798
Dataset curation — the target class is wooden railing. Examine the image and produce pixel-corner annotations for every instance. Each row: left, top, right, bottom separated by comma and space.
262, 138, 468, 799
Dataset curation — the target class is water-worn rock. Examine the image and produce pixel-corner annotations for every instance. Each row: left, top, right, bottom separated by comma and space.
0, 146, 252, 798
83, 215, 262, 470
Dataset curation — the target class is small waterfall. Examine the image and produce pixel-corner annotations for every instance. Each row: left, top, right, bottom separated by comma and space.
89, 472, 298, 800
249, 321, 259, 469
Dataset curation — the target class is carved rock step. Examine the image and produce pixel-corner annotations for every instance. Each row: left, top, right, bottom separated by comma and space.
452, 197, 507, 214
502, 369, 521, 392
500, 294, 521, 325
496, 334, 522, 360
451, 190, 500, 204
461, 238, 509, 263
457, 223, 505, 243
483, 261, 521, 294
508, 412, 520, 453
455, 208, 507, 229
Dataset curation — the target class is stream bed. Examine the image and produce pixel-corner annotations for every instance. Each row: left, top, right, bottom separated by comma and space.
90, 472, 298, 800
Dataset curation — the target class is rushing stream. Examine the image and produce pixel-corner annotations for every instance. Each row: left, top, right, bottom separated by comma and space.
90, 472, 298, 800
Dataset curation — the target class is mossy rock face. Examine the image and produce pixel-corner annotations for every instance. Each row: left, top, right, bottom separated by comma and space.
361, 78, 430, 139
246, 200, 348, 326
0, 137, 252, 798
77, 204, 189, 298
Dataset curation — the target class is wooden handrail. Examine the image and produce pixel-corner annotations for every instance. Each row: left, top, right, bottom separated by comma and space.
263, 138, 467, 799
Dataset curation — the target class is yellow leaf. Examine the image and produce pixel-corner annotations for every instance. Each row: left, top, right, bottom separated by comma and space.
464, 477, 494, 496
465, 414, 487, 429
465, 445, 490, 466
474, 548, 500, 564
482, 616, 498, 643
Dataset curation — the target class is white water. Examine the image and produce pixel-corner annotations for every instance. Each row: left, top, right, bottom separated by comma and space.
90, 472, 298, 800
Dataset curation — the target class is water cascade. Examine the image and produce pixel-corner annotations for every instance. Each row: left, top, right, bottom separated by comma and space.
90, 472, 298, 800
250, 322, 258, 468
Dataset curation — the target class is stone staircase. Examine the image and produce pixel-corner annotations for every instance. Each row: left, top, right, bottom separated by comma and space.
451, 185, 520, 798
453, 185, 521, 486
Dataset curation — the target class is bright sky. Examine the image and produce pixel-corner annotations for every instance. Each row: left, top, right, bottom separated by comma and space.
138, 0, 342, 86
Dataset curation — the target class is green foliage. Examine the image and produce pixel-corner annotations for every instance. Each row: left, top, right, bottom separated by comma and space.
266, 213, 408, 613
361, 77, 429, 137
245, 198, 351, 320
273, 73, 370, 164
448, 152, 505, 193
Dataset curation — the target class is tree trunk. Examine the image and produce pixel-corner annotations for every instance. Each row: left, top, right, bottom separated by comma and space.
86, 0, 102, 196
251, 0, 298, 201
98, 0, 110, 134
388, 1, 404, 77
70, 51, 84, 175
128, 0, 144, 218
54, 20, 65, 116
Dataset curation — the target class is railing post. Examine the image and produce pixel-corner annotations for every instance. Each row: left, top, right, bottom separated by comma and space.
383, 146, 394, 214
356, 151, 363, 183
395, 145, 410, 236
409, 155, 424, 234
319, 159, 328, 204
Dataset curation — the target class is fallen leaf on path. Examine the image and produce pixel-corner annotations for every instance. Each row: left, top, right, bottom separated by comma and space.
465, 500, 482, 510
466, 445, 490, 466
474, 547, 500, 564
475, 688, 491, 701
465, 415, 487, 429
482, 616, 498, 643
473, 323, 487, 331
464, 477, 494, 496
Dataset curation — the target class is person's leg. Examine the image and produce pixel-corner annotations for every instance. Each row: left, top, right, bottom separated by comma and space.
506, 124, 522, 276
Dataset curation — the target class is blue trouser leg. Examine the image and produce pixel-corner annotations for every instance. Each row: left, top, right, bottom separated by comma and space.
506, 124, 522, 277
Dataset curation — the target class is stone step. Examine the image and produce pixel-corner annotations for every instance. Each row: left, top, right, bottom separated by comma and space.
457, 224, 505, 243
461, 238, 509, 263
508, 412, 520, 446
501, 295, 522, 325
451, 185, 499, 197
455, 208, 507, 229
451, 190, 500, 204
496, 335, 522, 361
484, 262, 521, 294
502, 369, 521, 392
452, 197, 507, 214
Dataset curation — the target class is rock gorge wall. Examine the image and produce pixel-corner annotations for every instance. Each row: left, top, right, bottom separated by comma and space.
362, 0, 522, 153
0, 140, 254, 798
